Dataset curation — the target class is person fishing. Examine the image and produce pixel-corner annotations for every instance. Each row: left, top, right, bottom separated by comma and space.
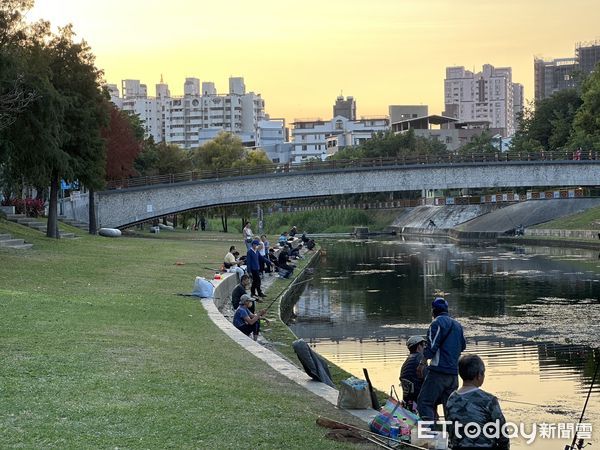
233, 294, 267, 341
400, 336, 427, 412
417, 297, 466, 422
446, 354, 510, 449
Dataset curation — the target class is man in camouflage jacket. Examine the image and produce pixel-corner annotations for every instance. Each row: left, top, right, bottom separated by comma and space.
446, 354, 510, 449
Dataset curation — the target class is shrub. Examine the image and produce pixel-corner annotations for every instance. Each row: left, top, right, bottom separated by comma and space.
2, 198, 45, 217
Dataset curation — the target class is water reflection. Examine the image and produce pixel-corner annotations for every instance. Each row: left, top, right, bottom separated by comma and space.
289, 238, 600, 449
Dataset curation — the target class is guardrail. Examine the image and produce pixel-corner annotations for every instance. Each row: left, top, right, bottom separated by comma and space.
105, 150, 600, 190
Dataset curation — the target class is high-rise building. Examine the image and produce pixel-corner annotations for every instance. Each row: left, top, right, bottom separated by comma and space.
108, 76, 266, 149
534, 40, 600, 102
576, 41, 600, 76
333, 95, 356, 120
443, 64, 522, 137
534, 57, 579, 102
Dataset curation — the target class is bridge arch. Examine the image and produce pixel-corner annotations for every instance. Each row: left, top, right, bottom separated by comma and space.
96, 160, 600, 228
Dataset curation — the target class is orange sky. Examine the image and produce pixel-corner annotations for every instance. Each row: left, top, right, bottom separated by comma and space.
28, 0, 600, 123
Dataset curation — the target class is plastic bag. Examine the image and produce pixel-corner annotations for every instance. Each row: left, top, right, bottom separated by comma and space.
337, 377, 372, 409
192, 277, 214, 298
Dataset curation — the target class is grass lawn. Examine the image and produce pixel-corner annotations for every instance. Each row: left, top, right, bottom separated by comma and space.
532, 205, 600, 230
0, 219, 374, 449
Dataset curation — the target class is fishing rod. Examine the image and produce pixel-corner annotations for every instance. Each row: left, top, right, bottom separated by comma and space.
566, 352, 599, 450
263, 277, 314, 311
317, 417, 427, 450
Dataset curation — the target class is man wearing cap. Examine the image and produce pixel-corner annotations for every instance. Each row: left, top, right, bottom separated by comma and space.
246, 239, 267, 298
400, 336, 426, 412
233, 295, 266, 341
417, 297, 466, 422
231, 275, 260, 311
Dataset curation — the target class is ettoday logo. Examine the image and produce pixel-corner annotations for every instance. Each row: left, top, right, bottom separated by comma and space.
417, 420, 593, 444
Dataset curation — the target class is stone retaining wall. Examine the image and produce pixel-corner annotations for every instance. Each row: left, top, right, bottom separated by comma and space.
526, 229, 600, 240
210, 272, 239, 311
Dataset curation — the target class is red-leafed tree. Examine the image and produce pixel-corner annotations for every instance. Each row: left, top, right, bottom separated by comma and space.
102, 104, 143, 180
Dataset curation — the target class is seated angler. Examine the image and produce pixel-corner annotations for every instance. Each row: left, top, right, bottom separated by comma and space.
233, 294, 267, 341
278, 231, 289, 247
400, 335, 426, 412
231, 275, 258, 311
224, 246, 245, 278
446, 354, 510, 450
277, 246, 295, 278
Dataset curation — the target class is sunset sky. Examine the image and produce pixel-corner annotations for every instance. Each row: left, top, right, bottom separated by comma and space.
27, 0, 600, 123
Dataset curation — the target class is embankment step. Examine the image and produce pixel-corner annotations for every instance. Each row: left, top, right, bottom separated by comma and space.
7, 243, 33, 250
16, 217, 38, 224
6, 214, 77, 239
27, 222, 47, 230
0, 238, 25, 247
0, 234, 11, 241
5, 214, 26, 221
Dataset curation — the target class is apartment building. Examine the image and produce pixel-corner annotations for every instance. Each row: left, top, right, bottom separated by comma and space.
291, 116, 389, 162
443, 64, 522, 137
108, 76, 268, 149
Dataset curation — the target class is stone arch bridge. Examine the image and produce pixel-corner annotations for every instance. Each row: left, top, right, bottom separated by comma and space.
96, 160, 600, 229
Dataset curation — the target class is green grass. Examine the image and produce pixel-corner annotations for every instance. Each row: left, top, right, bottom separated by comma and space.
0, 219, 373, 449
532, 205, 600, 230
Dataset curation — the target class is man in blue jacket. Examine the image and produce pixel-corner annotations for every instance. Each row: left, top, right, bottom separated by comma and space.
417, 297, 466, 422
246, 239, 267, 298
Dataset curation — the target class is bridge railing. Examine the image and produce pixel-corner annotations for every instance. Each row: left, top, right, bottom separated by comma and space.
105, 150, 599, 190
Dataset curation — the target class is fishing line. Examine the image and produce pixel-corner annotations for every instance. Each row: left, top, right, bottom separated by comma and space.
569, 352, 600, 450
264, 277, 314, 311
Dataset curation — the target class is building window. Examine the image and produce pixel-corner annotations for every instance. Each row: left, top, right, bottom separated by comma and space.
302, 145, 307, 151
335, 120, 343, 130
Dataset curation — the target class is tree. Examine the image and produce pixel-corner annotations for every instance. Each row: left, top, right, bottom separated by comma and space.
511, 91, 582, 154
133, 136, 160, 176
233, 149, 272, 168
190, 132, 245, 171
457, 132, 498, 155
330, 129, 447, 160
103, 104, 143, 180
0, 20, 66, 217
154, 143, 192, 175
569, 66, 600, 151
45, 26, 108, 236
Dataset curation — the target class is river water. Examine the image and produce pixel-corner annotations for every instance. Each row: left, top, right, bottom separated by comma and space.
288, 238, 600, 449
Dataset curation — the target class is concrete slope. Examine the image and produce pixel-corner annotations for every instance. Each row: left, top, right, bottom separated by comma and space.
391, 204, 501, 229
459, 198, 600, 232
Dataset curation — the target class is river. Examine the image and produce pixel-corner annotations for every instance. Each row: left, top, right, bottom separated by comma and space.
288, 238, 600, 449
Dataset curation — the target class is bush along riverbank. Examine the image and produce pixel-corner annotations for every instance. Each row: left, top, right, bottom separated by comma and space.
262, 209, 398, 234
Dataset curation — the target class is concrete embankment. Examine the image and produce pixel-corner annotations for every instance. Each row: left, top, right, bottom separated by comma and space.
457, 198, 600, 232
204, 250, 377, 424
392, 199, 600, 234
391, 199, 600, 247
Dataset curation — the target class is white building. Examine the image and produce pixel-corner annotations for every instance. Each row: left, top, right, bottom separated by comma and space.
257, 118, 286, 148
108, 76, 267, 149
291, 116, 389, 162
443, 64, 523, 137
